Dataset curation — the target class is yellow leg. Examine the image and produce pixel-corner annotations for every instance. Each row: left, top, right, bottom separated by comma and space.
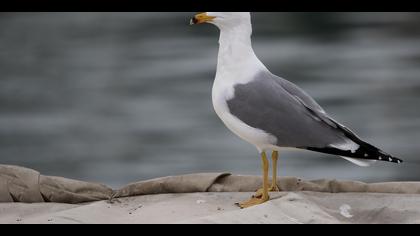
254, 151, 280, 198
270, 151, 280, 192
237, 152, 270, 209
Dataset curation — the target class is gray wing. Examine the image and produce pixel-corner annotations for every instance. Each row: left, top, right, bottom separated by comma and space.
273, 73, 341, 128
274, 74, 325, 114
226, 71, 348, 148
226, 71, 403, 164
273, 73, 366, 139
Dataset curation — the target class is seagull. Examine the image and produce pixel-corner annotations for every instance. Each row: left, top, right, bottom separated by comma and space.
190, 12, 403, 208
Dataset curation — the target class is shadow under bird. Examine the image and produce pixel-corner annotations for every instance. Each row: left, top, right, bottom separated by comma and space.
190, 12, 403, 208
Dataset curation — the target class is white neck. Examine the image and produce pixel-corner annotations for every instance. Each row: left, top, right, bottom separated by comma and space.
216, 25, 266, 77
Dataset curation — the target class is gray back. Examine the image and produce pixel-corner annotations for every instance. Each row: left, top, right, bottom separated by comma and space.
226, 71, 347, 148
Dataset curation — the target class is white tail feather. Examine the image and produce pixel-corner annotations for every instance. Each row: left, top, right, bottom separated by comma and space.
341, 156, 377, 167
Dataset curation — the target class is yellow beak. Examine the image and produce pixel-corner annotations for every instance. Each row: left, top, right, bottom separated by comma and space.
190, 12, 216, 25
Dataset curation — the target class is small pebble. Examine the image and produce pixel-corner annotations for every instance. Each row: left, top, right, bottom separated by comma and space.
339, 204, 353, 218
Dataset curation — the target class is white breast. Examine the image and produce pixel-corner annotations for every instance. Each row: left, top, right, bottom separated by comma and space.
211, 25, 278, 152
211, 66, 277, 153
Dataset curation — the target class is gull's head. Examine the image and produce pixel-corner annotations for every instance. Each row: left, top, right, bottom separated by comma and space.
190, 12, 251, 31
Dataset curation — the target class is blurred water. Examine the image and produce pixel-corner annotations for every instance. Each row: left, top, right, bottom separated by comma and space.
1, 12, 420, 187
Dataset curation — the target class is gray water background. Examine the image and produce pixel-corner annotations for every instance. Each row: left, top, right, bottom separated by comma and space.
1, 12, 420, 187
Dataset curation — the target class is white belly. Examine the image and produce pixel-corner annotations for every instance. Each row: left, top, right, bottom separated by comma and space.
212, 79, 277, 153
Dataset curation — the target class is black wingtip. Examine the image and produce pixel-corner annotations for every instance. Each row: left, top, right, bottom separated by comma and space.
381, 155, 403, 164
371, 148, 403, 164
316, 117, 404, 165
306, 146, 404, 165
